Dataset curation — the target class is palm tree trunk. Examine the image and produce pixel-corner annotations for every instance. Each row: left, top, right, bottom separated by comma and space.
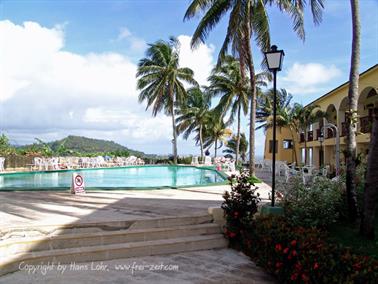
290, 128, 298, 165
170, 103, 178, 164
346, 0, 360, 222
214, 138, 218, 158
360, 110, 378, 239
236, 103, 241, 165
199, 124, 204, 163
245, 26, 256, 177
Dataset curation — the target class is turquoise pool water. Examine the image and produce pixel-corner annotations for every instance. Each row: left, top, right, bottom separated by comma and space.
0, 166, 226, 191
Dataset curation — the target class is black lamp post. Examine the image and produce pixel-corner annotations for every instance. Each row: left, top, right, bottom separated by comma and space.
264, 45, 284, 207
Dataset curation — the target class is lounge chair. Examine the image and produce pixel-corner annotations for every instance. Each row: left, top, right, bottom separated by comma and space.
191, 156, 199, 166
204, 156, 212, 166
0, 157, 5, 172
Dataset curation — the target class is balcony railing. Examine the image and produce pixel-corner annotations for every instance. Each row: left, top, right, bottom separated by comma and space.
307, 130, 313, 141
341, 122, 347, 137
360, 116, 372, 133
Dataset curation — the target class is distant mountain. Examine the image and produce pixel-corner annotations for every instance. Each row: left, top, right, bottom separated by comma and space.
21, 135, 152, 157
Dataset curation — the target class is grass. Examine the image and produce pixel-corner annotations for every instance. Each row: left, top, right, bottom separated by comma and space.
328, 218, 378, 259
248, 176, 262, 184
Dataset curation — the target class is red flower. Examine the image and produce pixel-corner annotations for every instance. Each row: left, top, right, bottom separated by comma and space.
290, 273, 298, 281
275, 262, 283, 269
283, 247, 289, 254
313, 262, 319, 270
294, 262, 302, 271
229, 232, 236, 238
301, 273, 309, 282
353, 263, 362, 271
291, 240, 297, 247
275, 244, 282, 252
291, 250, 298, 257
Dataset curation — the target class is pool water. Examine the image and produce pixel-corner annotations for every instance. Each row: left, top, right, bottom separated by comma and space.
0, 166, 226, 190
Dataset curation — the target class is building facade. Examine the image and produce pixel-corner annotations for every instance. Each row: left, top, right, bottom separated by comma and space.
263, 64, 378, 172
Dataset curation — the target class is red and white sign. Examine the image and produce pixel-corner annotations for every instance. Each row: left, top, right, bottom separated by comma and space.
71, 173, 86, 194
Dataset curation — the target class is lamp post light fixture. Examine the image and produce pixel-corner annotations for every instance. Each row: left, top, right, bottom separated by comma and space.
264, 45, 285, 207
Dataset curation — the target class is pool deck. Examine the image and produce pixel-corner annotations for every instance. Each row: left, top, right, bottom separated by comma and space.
0, 183, 271, 228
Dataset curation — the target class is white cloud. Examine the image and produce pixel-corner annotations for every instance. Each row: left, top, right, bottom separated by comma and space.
115, 26, 147, 52
282, 62, 341, 94
0, 21, 215, 154
177, 35, 215, 86
117, 27, 131, 40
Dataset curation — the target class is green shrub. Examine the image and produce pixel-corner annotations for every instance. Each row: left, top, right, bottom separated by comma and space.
177, 156, 193, 164
279, 176, 344, 228
221, 172, 260, 246
242, 215, 378, 283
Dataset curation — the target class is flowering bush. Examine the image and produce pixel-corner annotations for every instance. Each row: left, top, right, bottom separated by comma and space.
241, 215, 378, 283
221, 171, 260, 246
279, 176, 344, 228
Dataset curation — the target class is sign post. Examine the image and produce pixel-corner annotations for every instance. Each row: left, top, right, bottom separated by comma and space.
71, 173, 86, 194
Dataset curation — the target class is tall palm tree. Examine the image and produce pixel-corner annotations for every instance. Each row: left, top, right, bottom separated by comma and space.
136, 38, 198, 164
207, 56, 249, 165
346, 0, 360, 222
223, 133, 248, 161
176, 87, 212, 162
184, 0, 324, 176
203, 114, 232, 158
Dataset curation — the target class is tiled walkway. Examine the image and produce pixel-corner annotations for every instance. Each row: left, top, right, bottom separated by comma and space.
0, 249, 276, 284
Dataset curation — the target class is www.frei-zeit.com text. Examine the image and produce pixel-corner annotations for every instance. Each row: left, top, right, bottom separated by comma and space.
18, 261, 180, 275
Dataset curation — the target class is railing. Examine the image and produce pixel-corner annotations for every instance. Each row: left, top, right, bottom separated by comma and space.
360, 116, 372, 133
307, 130, 313, 141
341, 122, 347, 137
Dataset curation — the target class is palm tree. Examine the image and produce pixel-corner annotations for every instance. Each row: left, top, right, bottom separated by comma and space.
203, 114, 232, 158
176, 87, 212, 162
223, 133, 248, 161
345, 0, 360, 222
295, 104, 325, 165
184, 0, 324, 175
256, 88, 301, 164
136, 38, 198, 164
207, 56, 249, 165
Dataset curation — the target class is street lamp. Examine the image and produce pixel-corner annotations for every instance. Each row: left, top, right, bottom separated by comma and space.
318, 132, 324, 168
264, 45, 285, 207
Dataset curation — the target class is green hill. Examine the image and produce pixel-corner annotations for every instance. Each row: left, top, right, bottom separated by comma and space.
20, 135, 149, 157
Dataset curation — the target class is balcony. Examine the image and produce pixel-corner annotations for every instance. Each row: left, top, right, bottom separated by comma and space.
360, 116, 372, 133
316, 129, 321, 140
326, 128, 335, 139
300, 133, 305, 143
307, 130, 314, 141
341, 122, 347, 137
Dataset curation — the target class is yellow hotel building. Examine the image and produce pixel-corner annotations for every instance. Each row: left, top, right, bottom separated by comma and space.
263, 64, 378, 173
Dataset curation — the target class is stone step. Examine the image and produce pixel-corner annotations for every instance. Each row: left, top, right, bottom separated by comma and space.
0, 234, 227, 276
0, 223, 221, 257
0, 214, 213, 240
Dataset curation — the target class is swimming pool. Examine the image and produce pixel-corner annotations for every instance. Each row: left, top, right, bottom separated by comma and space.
0, 166, 227, 191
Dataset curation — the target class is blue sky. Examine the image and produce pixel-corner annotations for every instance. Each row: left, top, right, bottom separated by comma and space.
0, 0, 377, 156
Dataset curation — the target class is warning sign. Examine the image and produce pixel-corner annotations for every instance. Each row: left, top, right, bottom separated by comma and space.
71, 173, 86, 194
